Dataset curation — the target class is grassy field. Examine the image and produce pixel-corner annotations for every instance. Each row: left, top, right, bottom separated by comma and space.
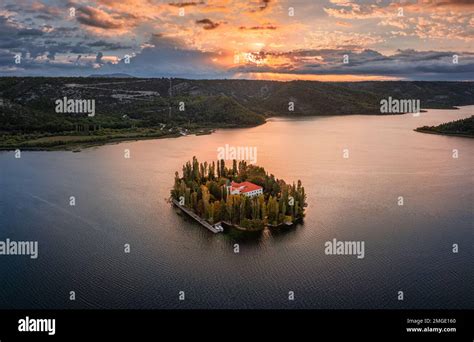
0, 127, 213, 151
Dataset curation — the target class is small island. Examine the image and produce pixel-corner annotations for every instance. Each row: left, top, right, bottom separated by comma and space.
415, 115, 474, 138
171, 157, 307, 232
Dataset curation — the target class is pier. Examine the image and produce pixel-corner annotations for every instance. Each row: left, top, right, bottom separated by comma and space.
172, 199, 223, 233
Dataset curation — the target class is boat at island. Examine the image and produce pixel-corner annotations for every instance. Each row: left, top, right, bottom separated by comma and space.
213, 222, 224, 232
172, 199, 222, 233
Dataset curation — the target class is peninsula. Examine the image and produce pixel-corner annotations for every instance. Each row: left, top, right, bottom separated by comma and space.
415, 115, 474, 138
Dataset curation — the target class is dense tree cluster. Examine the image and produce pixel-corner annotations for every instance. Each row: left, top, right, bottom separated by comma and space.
416, 115, 473, 136
0, 77, 264, 134
2, 77, 472, 135
171, 157, 306, 231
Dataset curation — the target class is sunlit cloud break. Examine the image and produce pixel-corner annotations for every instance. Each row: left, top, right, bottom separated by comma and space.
0, 0, 472, 80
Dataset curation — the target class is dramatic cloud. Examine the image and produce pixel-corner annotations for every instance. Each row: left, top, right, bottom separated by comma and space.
239, 25, 277, 30
87, 40, 131, 50
95, 51, 103, 63
168, 1, 205, 7
324, 0, 474, 42
196, 18, 220, 30
4, 2, 62, 20
76, 6, 126, 29
230, 48, 474, 81
0, 0, 471, 80
252, 0, 271, 12
90, 33, 228, 78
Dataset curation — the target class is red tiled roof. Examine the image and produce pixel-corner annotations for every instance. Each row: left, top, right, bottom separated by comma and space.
230, 181, 262, 193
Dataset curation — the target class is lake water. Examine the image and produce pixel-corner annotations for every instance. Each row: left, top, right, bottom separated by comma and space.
0, 107, 473, 309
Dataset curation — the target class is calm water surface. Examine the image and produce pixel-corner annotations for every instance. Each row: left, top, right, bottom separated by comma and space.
0, 107, 473, 309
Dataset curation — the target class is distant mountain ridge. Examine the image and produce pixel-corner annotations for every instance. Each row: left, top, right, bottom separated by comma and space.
88, 73, 135, 78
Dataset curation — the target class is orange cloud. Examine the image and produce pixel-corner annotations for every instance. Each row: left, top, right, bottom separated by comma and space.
196, 18, 221, 30
239, 25, 277, 30
335, 21, 352, 27
168, 1, 205, 7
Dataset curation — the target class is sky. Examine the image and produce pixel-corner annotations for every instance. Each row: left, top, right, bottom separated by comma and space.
0, 0, 473, 80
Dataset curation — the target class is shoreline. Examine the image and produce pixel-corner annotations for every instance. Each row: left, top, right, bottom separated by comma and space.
0, 127, 220, 152
413, 128, 474, 138
172, 199, 222, 233
2, 105, 472, 152
173, 199, 301, 233
0, 133, 180, 152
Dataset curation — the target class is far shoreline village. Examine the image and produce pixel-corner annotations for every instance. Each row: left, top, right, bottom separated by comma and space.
171, 157, 307, 232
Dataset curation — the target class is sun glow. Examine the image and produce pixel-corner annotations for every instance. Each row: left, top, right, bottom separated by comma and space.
244, 52, 267, 66
235, 73, 402, 81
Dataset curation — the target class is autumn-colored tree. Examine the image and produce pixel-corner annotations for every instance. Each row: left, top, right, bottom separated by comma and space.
171, 157, 306, 228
